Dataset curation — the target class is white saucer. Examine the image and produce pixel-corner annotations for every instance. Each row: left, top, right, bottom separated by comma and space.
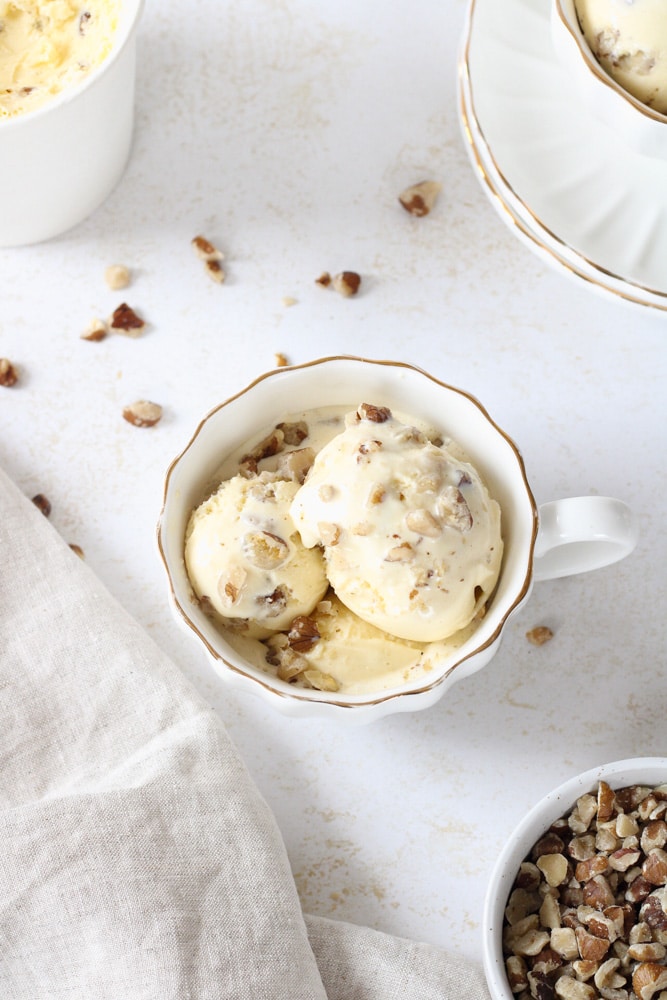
457, 0, 667, 313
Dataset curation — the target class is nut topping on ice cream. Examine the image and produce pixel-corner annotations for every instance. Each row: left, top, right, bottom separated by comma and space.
184, 404, 504, 694
575, 0, 667, 114
291, 405, 502, 643
185, 475, 329, 639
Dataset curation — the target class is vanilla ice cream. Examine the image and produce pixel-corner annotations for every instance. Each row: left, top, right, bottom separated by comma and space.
184, 403, 503, 695
575, 0, 667, 113
291, 404, 503, 643
185, 475, 329, 639
0, 0, 120, 118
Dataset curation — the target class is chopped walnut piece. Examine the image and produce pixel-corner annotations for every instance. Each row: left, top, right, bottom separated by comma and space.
122, 400, 163, 427
205, 258, 225, 284
241, 428, 285, 466
303, 668, 339, 692
276, 421, 308, 446
526, 625, 554, 646
641, 820, 667, 854
357, 439, 382, 463
110, 302, 145, 337
437, 486, 473, 531
287, 615, 320, 653
218, 565, 247, 607
274, 352, 289, 368
318, 522, 341, 546
69, 544, 84, 559
315, 271, 332, 287
506, 954, 528, 993
398, 179, 442, 217
31, 493, 51, 517
272, 644, 308, 682
0, 358, 18, 387
191, 235, 223, 261
366, 483, 386, 506
632, 962, 667, 1000
255, 587, 287, 618
332, 271, 361, 297
357, 402, 391, 423
384, 542, 414, 562
243, 531, 289, 569
276, 447, 314, 484
104, 264, 130, 290
81, 318, 107, 341
537, 854, 569, 888
405, 509, 441, 538
643, 848, 667, 885
191, 236, 226, 282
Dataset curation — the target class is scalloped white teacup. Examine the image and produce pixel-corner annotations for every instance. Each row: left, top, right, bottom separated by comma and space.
157, 356, 638, 724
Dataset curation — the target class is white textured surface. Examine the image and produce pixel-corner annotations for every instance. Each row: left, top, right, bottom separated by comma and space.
0, 0, 665, 964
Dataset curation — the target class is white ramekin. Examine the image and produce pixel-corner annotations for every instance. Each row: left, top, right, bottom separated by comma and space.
0, 0, 144, 247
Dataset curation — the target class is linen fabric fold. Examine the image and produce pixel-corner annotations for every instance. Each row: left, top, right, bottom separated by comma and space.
0, 466, 490, 1000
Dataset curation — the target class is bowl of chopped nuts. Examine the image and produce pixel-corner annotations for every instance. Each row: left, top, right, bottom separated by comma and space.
0, 0, 145, 247
484, 757, 667, 1000
157, 356, 637, 723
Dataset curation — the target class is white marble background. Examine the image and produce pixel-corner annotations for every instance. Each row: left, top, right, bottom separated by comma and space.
1, 0, 665, 962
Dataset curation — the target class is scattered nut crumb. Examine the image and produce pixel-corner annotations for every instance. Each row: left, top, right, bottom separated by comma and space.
0, 358, 18, 387
205, 258, 225, 284
315, 272, 332, 287
191, 235, 223, 261
398, 180, 442, 217
275, 352, 289, 368
281, 296, 297, 307
104, 264, 131, 291
192, 235, 226, 283
526, 625, 554, 646
81, 318, 107, 342
69, 544, 84, 559
332, 271, 361, 297
109, 303, 145, 337
122, 400, 163, 427
357, 403, 391, 423
31, 494, 52, 517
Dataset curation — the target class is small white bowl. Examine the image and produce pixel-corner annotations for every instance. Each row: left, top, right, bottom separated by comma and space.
483, 756, 667, 1000
0, 0, 144, 247
551, 0, 667, 160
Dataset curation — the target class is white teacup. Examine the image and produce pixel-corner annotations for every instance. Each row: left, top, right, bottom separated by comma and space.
157, 356, 637, 723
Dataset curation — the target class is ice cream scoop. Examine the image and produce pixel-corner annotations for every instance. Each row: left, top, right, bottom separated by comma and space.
290, 404, 503, 643
0, 0, 120, 118
185, 475, 329, 638
574, 0, 667, 113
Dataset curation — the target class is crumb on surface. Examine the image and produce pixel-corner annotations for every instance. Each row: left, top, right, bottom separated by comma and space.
525, 625, 554, 646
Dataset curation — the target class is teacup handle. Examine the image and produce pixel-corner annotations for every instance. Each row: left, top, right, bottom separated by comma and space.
533, 497, 638, 583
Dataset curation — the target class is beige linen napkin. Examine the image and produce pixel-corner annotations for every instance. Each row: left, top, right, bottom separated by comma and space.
0, 465, 491, 999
